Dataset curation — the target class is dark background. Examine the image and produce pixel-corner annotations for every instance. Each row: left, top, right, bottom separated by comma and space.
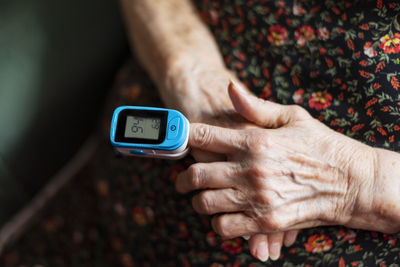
0, 0, 128, 225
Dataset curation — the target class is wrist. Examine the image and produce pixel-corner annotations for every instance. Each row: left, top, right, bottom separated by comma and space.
342, 144, 379, 230
330, 138, 375, 229
162, 50, 228, 90
159, 53, 235, 120
369, 148, 400, 233
344, 145, 400, 233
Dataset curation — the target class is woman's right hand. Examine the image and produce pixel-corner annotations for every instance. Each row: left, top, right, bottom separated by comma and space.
177, 80, 400, 251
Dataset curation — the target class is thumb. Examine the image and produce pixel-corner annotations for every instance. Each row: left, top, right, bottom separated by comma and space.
228, 80, 296, 128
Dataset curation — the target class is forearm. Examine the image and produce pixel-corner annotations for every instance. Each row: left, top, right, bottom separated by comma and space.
120, 0, 227, 90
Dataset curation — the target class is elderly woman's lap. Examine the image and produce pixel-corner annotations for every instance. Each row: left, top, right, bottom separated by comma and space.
1, 60, 398, 266
98, 60, 400, 266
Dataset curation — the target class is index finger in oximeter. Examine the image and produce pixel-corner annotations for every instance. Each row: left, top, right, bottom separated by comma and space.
110, 106, 190, 159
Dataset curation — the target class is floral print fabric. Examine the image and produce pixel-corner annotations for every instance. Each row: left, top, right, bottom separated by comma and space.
195, 0, 400, 149
2, 0, 400, 266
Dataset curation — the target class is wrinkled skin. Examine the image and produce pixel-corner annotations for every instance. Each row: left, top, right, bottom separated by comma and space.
165, 68, 298, 261
176, 81, 384, 260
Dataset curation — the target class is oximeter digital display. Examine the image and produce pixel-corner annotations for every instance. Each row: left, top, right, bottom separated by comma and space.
110, 106, 190, 159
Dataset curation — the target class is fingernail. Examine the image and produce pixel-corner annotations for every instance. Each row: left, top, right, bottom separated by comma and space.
256, 241, 269, 262
242, 235, 250, 240
269, 242, 281, 261
229, 79, 246, 94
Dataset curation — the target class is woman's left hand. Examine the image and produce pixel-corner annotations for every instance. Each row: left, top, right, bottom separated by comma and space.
165, 65, 299, 261
176, 81, 380, 240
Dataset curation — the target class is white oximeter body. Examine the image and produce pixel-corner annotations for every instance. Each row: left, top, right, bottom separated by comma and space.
110, 106, 190, 159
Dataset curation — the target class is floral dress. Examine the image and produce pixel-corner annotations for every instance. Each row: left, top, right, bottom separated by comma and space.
2, 0, 400, 266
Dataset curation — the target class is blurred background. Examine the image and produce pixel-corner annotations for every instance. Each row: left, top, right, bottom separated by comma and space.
0, 0, 127, 238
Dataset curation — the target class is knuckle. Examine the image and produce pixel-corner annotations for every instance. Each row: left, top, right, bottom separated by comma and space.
246, 132, 270, 152
236, 133, 251, 151
232, 189, 246, 204
246, 164, 267, 181
255, 190, 274, 206
288, 105, 310, 120
187, 165, 205, 189
263, 211, 285, 232
193, 125, 212, 148
245, 167, 270, 192
213, 216, 231, 238
195, 191, 214, 214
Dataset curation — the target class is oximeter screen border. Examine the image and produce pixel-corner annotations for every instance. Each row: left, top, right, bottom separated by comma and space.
114, 109, 168, 144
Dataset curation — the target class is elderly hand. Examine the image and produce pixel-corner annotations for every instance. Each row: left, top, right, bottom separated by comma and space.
176, 81, 384, 259
166, 65, 299, 260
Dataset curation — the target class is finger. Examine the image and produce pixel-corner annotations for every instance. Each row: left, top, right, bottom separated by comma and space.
211, 213, 260, 239
192, 188, 245, 215
267, 232, 284, 261
283, 230, 298, 247
189, 123, 245, 154
248, 234, 269, 262
285, 220, 325, 230
175, 162, 240, 194
228, 80, 302, 128
268, 217, 324, 232
191, 149, 225, 163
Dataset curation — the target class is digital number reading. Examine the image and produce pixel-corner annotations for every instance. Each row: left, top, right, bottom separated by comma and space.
124, 116, 160, 140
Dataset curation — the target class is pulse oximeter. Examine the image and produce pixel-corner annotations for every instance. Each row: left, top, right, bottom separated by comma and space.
110, 106, 190, 159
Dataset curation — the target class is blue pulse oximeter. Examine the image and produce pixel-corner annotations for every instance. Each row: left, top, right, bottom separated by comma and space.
110, 106, 190, 159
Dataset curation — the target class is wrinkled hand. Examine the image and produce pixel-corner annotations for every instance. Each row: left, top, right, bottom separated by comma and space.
163, 67, 249, 161
166, 67, 298, 260
176, 81, 377, 260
